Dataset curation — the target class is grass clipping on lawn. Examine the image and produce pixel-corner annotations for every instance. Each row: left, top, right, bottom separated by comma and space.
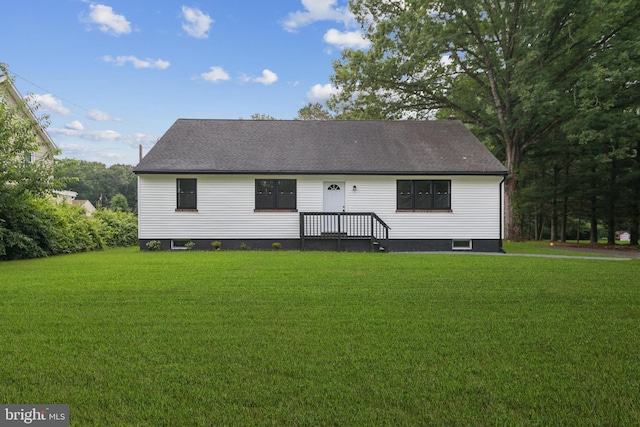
1, 248, 639, 425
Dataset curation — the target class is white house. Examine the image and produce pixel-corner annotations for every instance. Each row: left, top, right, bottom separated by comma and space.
134, 119, 508, 252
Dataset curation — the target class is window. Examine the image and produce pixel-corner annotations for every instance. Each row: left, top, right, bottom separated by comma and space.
177, 179, 197, 210
171, 239, 191, 250
452, 239, 472, 250
397, 180, 450, 210
255, 179, 296, 210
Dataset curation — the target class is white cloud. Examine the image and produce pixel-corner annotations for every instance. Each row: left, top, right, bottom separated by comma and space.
27, 94, 71, 116
200, 66, 230, 83
181, 6, 213, 39
56, 142, 127, 163
323, 28, 370, 49
86, 109, 121, 122
49, 127, 156, 145
307, 83, 340, 102
241, 69, 278, 85
253, 69, 278, 85
103, 55, 170, 69
65, 120, 84, 131
282, 0, 354, 32
84, 3, 132, 36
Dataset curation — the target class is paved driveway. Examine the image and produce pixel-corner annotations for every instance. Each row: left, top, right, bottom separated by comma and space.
549, 245, 640, 259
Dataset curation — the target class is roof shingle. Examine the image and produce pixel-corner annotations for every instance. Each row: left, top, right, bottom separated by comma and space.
134, 119, 507, 175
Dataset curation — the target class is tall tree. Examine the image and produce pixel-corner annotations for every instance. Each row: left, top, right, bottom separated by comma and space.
329, 0, 640, 240
250, 113, 276, 120
296, 103, 334, 120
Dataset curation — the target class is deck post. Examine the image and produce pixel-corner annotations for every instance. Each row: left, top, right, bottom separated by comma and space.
337, 212, 342, 251
299, 212, 305, 251
370, 215, 374, 252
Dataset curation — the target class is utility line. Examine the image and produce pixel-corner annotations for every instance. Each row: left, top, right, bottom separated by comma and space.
3, 65, 93, 113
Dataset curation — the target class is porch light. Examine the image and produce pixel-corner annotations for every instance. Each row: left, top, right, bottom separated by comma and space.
352, 185, 357, 191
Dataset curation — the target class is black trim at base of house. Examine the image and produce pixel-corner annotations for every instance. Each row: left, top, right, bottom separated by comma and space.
138, 238, 504, 253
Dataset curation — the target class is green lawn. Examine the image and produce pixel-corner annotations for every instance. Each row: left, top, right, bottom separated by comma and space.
1, 248, 639, 425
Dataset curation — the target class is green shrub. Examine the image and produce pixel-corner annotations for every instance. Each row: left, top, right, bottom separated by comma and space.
0, 191, 139, 260
211, 241, 221, 250
92, 209, 138, 248
0, 222, 48, 260
49, 202, 103, 254
0, 191, 53, 260
185, 241, 196, 250
272, 242, 281, 249
146, 240, 161, 251
0, 192, 104, 259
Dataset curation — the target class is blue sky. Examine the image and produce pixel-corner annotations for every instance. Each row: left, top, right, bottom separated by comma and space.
1, 0, 369, 165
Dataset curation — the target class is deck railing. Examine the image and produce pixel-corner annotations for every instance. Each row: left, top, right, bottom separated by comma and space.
300, 212, 390, 251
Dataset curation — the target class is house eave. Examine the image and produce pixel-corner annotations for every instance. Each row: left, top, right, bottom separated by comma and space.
0, 74, 58, 152
134, 169, 508, 176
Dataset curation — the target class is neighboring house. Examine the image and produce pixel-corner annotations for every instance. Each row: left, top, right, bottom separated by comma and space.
0, 73, 57, 163
134, 119, 508, 252
54, 190, 97, 216
72, 199, 97, 216
616, 231, 631, 242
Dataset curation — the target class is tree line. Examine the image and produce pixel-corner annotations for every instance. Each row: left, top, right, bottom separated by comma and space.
54, 159, 137, 213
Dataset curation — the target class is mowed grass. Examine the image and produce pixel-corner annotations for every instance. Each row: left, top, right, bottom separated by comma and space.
1, 248, 639, 426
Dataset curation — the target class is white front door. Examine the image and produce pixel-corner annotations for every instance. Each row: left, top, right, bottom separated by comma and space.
323, 182, 345, 233
323, 182, 345, 212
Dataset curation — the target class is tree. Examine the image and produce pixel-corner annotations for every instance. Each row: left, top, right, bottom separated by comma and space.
250, 113, 276, 120
109, 193, 130, 212
0, 72, 55, 196
1, 71, 59, 259
329, 0, 640, 240
54, 159, 137, 212
296, 103, 333, 120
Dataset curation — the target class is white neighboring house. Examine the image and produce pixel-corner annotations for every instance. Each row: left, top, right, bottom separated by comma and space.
0, 73, 57, 163
134, 119, 508, 252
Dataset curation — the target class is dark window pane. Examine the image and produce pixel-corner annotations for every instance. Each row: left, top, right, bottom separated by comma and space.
255, 179, 275, 209
178, 179, 196, 194
277, 179, 296, 209
178, 193, 196, 209
177, 179, 197, 209
397, 180, 412, 210
414, 180, 432, 209
434, 181, 450, 209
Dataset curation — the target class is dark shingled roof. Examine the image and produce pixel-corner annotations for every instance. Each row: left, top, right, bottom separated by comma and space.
134, 119, 507, 175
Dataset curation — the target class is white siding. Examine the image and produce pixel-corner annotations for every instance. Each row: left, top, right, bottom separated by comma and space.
344, 175, 502, 239
138, 174, 503, 240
